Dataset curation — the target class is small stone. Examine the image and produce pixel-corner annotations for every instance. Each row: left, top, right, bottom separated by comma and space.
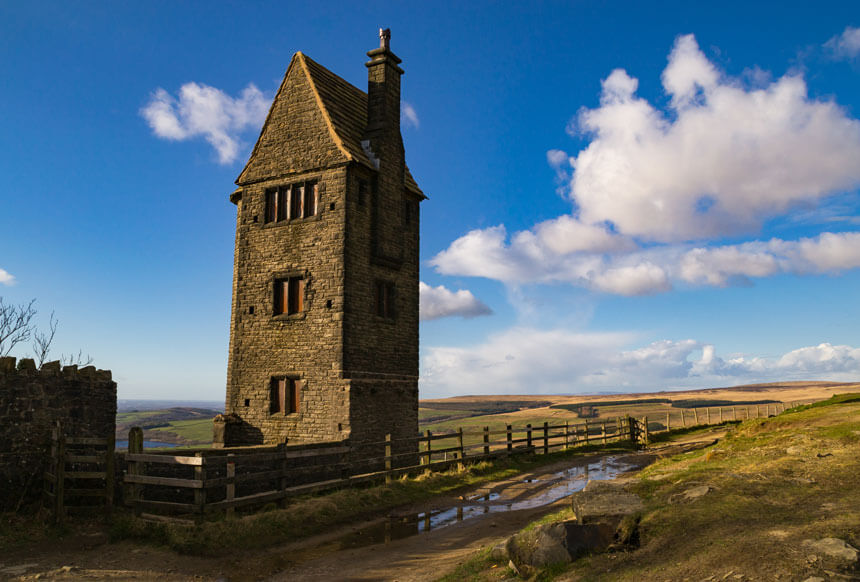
801, 577, 825, 582
785, 446, 804, 455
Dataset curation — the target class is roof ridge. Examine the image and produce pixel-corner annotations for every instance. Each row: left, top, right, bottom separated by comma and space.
235, 53, 300, 185
298, 53, 355, 164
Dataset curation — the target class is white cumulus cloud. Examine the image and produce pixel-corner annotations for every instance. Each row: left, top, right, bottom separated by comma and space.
419, 282, 492, 321
569, 34, 860, 242
433, 228, 860, 295
0, 268, 15, 286
825, 26, 860, 60
431, 35, 860, 296
141, 83, 269, 164
421, 329, 860, 397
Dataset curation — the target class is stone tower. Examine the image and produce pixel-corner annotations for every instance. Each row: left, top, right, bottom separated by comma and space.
217, 30, 425, 457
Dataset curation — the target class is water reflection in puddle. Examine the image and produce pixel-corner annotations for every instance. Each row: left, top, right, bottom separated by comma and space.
329, 456, 631, 550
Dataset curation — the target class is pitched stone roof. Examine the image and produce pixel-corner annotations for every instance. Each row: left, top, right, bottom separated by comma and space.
238, 52, 424, 197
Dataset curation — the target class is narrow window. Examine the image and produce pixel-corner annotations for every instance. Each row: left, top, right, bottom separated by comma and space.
291, 183, 304, 219
270, 378, 286, 414
277, 186, 289, 221
304, 182, 317, 217
375, 281, 395, 318
274, 276, 304, 316
288, 277, 304, 314
270, 378, 300, 414
289, 380, 300, 414
265, 189, 277, 223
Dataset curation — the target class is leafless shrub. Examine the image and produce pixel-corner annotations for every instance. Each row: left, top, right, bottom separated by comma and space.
61, 350, 94, 367
0, 298, 37, 357
32, 311, 58, 367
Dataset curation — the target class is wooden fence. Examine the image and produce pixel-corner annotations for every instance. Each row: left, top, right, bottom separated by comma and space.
662, 401, 802, 431
44, 421, 115, 523
122, 401, 807, 522
123, 416, 639, 522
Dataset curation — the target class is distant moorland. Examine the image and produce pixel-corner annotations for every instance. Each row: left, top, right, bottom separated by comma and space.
115, 381, 858, 448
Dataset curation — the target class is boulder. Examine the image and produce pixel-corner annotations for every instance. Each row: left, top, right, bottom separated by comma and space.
505, 520, 617, 575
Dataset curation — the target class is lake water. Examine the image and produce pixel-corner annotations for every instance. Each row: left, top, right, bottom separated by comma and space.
115, 440, 179, 449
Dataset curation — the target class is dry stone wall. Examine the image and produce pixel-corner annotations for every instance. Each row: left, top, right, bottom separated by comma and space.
0, 357, 116, 510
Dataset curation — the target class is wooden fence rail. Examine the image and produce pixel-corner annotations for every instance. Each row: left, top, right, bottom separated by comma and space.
123, 401, 808, 522
124, 416, 639, 522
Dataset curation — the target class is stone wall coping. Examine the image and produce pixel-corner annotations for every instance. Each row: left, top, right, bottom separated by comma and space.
0, 357, 112, 382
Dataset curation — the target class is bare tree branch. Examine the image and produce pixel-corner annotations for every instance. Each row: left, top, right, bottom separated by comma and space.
0, 298, 37, 357
32, 311, 58, 367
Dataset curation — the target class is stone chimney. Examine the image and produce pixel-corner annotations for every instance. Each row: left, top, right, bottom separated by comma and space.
365, 28, 404, 149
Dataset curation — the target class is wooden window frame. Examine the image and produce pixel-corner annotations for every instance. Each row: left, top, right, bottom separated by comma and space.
263, 181, 319, 224
270, 377, 301, 415
273, 276, 305, 316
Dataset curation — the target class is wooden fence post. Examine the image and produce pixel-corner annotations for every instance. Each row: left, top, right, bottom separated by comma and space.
719, 407, 723, 423
280, 438, 289, 508
564, 421, 570, 450
693, 408, 699, 425
642, 417, 650, 445
226, 454, 235, 519
543, 422, 549, 455
601, 422, 607, 445
584, 421, 590, 445
707, 407, 711, 425
55, 423, 66, 524
506, 425, 512, 454
105, 432, 115, 512
681, 410, 686, 427
526, 424, 533, 451
385, 433, 392, 484
627, 416, 635, 443
666, 411, 671, 431
127, 427, 143, 516
732, 406, 737, 421
194, 452, 206, 523
425, 430, 432, 475
483, 426, 490, 457
457, 428, 465, 471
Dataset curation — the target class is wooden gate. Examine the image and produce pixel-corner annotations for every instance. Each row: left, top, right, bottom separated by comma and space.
44, 422, 115, 523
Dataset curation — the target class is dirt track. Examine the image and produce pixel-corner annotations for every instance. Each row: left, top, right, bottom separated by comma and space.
3, 432, 723, 582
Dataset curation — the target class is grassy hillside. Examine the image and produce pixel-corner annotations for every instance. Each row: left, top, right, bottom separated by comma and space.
116, 407, 219, 446
448, 393, 860, 581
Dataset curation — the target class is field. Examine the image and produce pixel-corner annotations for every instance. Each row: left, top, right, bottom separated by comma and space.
446, 392, 860, 581
113, 381, 857, 448
115, 407, 220, 446
417, 380, 857, 449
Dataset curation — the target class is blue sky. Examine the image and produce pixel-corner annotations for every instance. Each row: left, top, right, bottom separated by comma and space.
2, 1, 859, 400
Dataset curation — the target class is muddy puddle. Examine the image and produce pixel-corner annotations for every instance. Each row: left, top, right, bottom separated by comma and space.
279, 455, 634, 564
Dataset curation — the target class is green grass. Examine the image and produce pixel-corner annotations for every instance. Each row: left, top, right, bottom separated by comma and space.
444, 395, 860, 581
148, 418, 214, 444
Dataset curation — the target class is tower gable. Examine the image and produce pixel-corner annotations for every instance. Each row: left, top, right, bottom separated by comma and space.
236, 53, 352, 186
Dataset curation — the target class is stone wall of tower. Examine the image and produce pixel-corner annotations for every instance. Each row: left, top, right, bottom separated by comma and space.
222, 38, 422, 452
224, 166, 350, 445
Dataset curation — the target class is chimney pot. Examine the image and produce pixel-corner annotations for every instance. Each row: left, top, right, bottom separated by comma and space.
379, 28, 391, 50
